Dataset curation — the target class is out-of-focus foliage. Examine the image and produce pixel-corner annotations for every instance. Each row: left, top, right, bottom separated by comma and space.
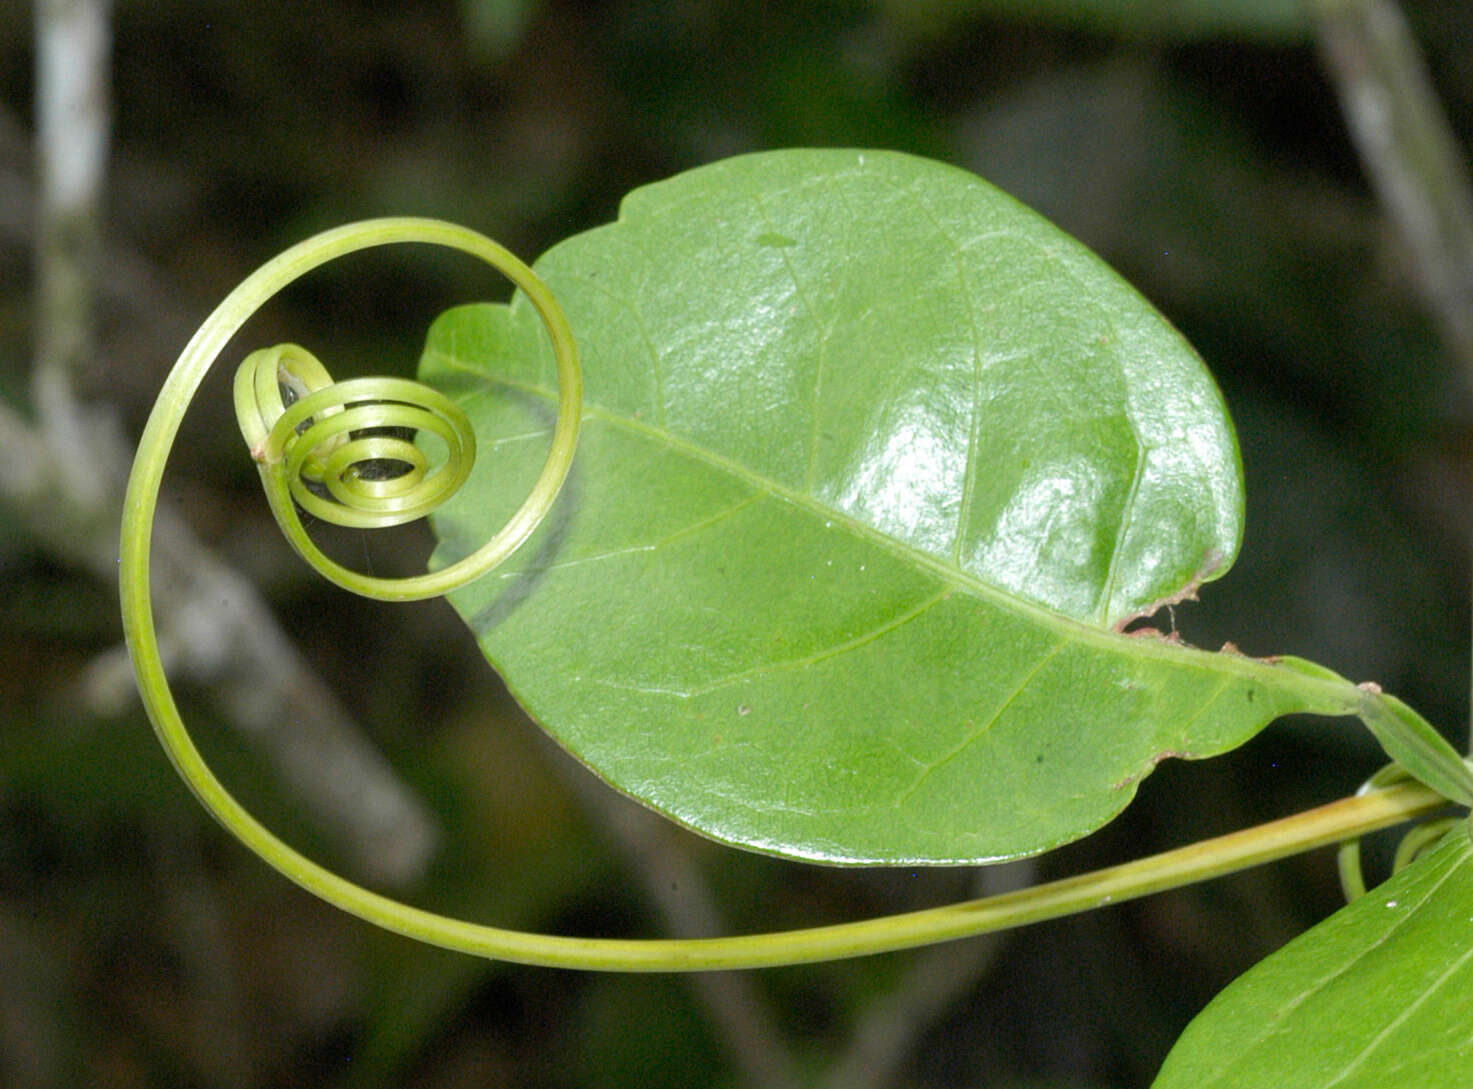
2, 0, 1470, 1086
459, 0, 543, 59
877, 0, 1312, 42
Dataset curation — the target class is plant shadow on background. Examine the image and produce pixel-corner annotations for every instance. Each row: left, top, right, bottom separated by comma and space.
3, 1, 1472, 1087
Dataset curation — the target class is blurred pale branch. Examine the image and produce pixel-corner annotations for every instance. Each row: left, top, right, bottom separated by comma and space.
573, 743, 1030, 1088
1314, 0, 1473, 755
7, 0, 438, 887
820, 861, 1034, 1089
564, 758, 805, 1089
147, 819, 254, 1089
0, 906, 66, 1089
1314, 0, 1473, 377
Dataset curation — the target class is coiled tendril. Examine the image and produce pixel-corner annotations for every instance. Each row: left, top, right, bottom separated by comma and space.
238, 344, 474, 527
125, 217, 583, 604
236, 343, 476, 528
120, 218, 1457, 973
231, 339, 491, 602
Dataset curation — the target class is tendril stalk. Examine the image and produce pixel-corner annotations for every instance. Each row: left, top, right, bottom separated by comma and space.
121, 218, 1459, 972
1337, 763, 1464, 902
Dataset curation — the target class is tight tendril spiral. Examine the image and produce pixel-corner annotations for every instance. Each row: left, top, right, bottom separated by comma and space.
120, 218, 1455, 973
236, 343, 476, 528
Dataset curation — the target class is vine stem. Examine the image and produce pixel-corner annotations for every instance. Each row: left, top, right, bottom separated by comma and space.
121, 218, 1459, 973
126, 619, 1463, 968
361, 777, 1443, 968
120, 708, 1461, 970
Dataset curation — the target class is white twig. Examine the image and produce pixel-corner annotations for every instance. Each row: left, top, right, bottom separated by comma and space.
17, 0, 438, 887
560, 762, 804, 1089
33, 0, 111, 512
821, 861, 1035, 1089
1315, 0, 1473, 757
1315, 0, 1473, 374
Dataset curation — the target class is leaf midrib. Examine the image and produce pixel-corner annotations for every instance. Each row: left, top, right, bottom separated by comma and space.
431, 345, 1291, 689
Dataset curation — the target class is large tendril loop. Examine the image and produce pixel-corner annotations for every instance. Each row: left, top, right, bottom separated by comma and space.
121, 217, 584, 604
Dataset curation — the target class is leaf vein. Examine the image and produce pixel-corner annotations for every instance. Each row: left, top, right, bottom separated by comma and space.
1323, 919, 1473, 1086
895, 639, 1068, 805
748, 191, 832, 494
678, 588, 951, 698
468, 370, 1294, 696
493, 492, 762, 577
1095, 434, 1147, 624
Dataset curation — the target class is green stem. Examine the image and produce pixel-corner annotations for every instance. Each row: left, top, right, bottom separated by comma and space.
118, 704, 1464, 970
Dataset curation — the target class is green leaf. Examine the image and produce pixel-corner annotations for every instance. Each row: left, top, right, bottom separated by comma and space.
422, 149, 1350, 863
1356, 688, 1473, 807
1276, 658, 1473, 806
1154, 821, 1473, 1088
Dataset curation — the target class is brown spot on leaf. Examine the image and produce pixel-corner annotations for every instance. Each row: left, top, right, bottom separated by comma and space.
1112, 749, 1188, 791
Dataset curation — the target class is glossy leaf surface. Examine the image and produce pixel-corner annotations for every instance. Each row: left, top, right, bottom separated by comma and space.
423, 149, 1341, 863
1154, 822, 1473, 1088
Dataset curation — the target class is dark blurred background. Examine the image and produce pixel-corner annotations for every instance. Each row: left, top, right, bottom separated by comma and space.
3, 1, 1472, 1087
